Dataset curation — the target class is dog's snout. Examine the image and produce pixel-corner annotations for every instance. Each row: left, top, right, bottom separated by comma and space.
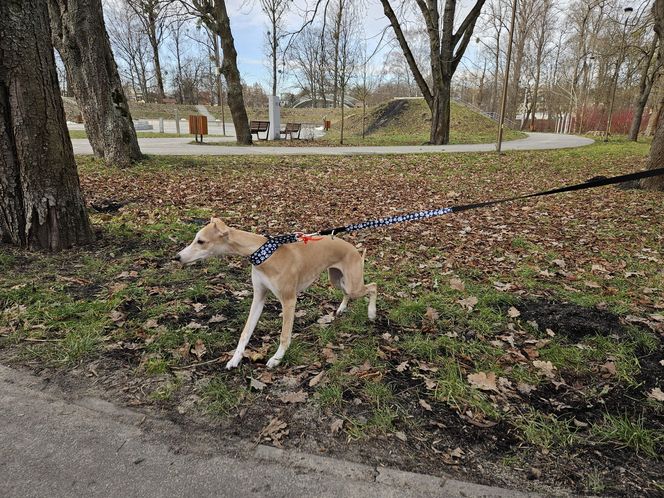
173, 254, 181, 262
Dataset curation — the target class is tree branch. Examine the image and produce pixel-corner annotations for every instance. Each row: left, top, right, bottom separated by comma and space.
379, 0, 433, 107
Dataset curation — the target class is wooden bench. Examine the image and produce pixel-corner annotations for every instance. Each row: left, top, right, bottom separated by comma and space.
250, 120, 270, 140
280, 122, 302, 140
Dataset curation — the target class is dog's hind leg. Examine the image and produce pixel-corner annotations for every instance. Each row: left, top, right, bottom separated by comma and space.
226, 280, 267, 370
267, 292, 296, 369
339, 252, 377, 321
329, 267, 349, 315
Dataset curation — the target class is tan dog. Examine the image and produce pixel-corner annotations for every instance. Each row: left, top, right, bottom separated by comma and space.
175, 218, 377, 369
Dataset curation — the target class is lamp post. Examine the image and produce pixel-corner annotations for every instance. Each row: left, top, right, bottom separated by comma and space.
604, 6, 633, 142
497, 0, 518, 153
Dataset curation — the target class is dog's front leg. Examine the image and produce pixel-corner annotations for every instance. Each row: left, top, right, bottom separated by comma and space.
266, 294, 296, 369
226, 284, 267, 369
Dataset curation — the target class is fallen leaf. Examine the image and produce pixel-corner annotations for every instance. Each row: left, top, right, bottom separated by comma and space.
601, 361, 616, 377
508, 306, 521, 318
552, 259, 566, 269
321, 347, 338, 364
584, 280, 601, 289
192, 339, 207, 360
419, 399, 433, 411
396, 361, 409, 372
250, 377, 267, 391
185, 321, 203, 329
110, 310, 125, 323
648, 387, 664, 401
317, 313, 335, 326
192, 303, 206, 312
308, 371, 325, 387
143, 319, 159, 329
279, 390, 308, 404
330, 418, 344, 434
294, 309, 307, 318
449, 277, 465, 292
260, 417, 289, 447
208, 314, 227, 323
424, 307, 440, 322
457, 296, 478, 311
394, 431, 407, 442
516, 382, 536, 395
533, 360, 556, 378
467, 371, 499, 391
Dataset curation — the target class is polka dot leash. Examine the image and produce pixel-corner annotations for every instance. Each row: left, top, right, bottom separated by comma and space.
249, 166, 664, 266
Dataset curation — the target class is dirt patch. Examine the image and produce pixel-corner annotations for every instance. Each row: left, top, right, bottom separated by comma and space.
516, 300, 624, 340
365, 99, 410, 135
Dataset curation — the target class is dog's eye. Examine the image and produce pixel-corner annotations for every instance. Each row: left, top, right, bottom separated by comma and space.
197, 240, 205, 245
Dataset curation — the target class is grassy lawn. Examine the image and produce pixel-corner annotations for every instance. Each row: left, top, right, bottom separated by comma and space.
1, 140, 662, 495
68, 130, 218, 139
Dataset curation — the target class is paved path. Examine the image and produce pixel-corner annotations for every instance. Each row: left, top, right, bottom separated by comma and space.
71, 132, 593, 156
0, 365, 538, 498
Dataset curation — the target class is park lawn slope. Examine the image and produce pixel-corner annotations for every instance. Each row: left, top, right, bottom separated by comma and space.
1, 140, 662, 496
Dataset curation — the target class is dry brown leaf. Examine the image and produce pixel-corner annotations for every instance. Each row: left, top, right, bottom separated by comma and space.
143, 319, 159, 329
192, 339, 207, 360
317, 313, 335, 326
110, 310, 125, 323
449, 277, 465, 292
467, 371, 499, 392
249, 377, 267, 391
419, 399, 433, 411
192, 303, 206, 312
330, 418, 344, 434
279, 390, 308, 404
533, 360, 556, 378
321, 347, 338, 364
396, 361, 409, 372
208, 314, 227, 323
648, 387, 664, 402
395, 431, 407, 442
507, 306, 521, 318
457, 296, 478, 311
308, 371, 325, 387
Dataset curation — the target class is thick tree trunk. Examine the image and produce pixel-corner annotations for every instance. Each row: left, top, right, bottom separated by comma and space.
215, 0, 252, 145
48, 0, 142, 167
645, 93, 663, 137
430, 81, 451, 145
644, 0, 664, 191
0, 0, 93, 249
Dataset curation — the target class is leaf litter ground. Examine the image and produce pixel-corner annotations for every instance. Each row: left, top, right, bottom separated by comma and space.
1, 140, 663, 496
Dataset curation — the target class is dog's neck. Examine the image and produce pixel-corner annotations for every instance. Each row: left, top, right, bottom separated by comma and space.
226, 228, 268, 256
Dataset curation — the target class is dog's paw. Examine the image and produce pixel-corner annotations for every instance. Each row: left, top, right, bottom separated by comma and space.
226, 356, 242, 370
368, 308, 377, 321
266, 356, 281, 369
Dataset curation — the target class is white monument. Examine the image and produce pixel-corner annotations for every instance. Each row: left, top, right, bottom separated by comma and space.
268, 95, 280, 141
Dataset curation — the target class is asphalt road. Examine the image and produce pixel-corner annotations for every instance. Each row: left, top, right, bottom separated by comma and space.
0, 365, 538, 498
70, 132, 594, 156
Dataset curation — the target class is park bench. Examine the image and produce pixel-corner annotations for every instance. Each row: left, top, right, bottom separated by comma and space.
280, 122, 302, 140
250, 120, 270, 140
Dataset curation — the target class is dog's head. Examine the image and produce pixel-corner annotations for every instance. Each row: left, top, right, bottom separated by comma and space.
174, 218, 230, 264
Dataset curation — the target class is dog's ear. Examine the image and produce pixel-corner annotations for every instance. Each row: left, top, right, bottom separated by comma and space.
210, 217, 229, 237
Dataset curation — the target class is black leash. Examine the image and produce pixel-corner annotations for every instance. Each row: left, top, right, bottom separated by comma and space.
249, 167, 664, 266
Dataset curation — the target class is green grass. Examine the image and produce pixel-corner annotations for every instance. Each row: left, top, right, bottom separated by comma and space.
203, 377, 245, 416
591, 413, 664, 458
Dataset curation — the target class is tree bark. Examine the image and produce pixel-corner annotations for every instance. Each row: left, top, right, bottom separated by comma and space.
1, 0, 93, 250
214, 0, 252, 145
629, 34, 659, 142
49, 0, 142, 167
644, 0, 664, 191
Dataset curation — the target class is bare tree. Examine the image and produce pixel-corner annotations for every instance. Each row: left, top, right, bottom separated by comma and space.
126, 0, 172, 102
180, 0, 252, 145
379, 0, 487, 144
49, 0, 142, 167
106, 4, 153, 100
1, 0, 93, 249
259, 0, 290, 96
629, 32, 661, 141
